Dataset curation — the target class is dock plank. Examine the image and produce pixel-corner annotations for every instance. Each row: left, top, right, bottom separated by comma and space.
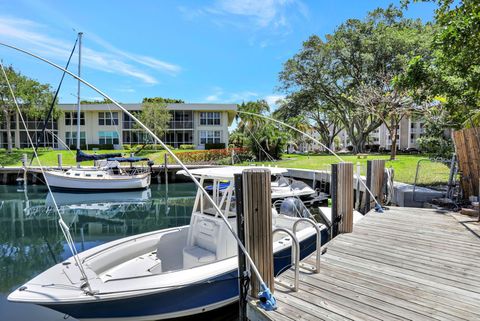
248, 207, 480, 321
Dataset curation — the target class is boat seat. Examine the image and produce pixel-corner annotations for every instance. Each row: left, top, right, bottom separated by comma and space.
183, 246, 216, 268
183, 218, 220, 268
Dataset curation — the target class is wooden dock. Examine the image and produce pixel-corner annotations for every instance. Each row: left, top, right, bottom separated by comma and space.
248, 207, 480, 321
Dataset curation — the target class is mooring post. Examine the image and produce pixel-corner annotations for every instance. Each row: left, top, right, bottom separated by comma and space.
331, 162, 353, 238
22, 153, 28, 186
234, 173, 247, 321
355, 161, 361, 210
57, 153, 62, 169
365, 160, 385, 212
242, 168, 274, 298
21, 153, 27, 167
164, 153, 168, 185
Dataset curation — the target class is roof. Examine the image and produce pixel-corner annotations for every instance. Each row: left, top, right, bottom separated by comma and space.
58, 103, 238, 124
177, 166, 288, 180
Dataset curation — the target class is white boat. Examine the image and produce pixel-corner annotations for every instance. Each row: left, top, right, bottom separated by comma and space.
197, 166, 316, 200
41, 33, 152, 191
9, 166, 326, 320
44, 160, 151, 191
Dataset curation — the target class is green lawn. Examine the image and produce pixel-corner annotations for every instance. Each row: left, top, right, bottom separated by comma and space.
0, 148, 193, 167
0, 149, 450, 185
240, 154, 450, 186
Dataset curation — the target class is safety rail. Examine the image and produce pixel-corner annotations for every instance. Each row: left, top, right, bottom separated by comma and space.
293, 218, 322, 273
272, 228, 299, 292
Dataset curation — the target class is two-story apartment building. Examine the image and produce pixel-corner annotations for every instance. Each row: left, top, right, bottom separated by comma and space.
0, 103, 237, 150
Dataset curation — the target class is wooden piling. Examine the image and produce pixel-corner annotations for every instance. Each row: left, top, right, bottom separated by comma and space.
57, 154, 62, 169
242, 168, 274, 297
331, 162, 353, 237
365, 159, 385, 212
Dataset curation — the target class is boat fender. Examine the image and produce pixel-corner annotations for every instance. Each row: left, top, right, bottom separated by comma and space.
258, 283, 277, 311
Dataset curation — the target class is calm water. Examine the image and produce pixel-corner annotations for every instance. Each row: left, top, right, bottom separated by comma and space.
0, 183, 237, 321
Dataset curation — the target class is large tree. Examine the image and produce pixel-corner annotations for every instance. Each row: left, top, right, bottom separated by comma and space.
0, 65, 55, 152
279, 6, 430, 153
137, 101, 171, 146
400, 0, 480, 127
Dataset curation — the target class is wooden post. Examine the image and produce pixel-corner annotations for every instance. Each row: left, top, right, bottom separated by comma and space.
164, 153, 168, 185
242, 168, 274, 297
355, 161, 361, 210
57, 154, 63, 169
331, 162, 353, 237
234, 173, 247, 321
21, 153, 27, 167
365, 160, 385, 212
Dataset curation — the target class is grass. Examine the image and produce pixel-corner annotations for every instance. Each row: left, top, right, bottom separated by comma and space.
240, 153, 451, 186
0, 148, 194, 167
0, 149, 450, 185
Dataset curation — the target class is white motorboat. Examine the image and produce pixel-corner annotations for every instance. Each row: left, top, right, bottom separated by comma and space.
195, 166, 316, 200
9, 167, 326, 320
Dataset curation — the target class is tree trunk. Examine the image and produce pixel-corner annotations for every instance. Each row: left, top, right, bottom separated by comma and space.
390, 128, 398, 160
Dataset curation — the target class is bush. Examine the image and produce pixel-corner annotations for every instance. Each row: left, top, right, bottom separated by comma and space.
122, 144, 131, 151
417, 136, 453, 159
179, 144, 195, 150
174, 148, 249, 164
205, 143, 226, 150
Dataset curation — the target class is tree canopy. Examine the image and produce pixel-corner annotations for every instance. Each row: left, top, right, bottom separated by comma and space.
137, 101, 171, 145
279, 6, 431, 154
142, 97, 184, 104
0, 65, 56, 152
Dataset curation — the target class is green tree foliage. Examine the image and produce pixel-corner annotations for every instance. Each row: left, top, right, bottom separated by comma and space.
142, 97, 184, 104
279, 6, 429, 153
236, 100, 290, 160
80, 98, 113, 104
416, 106, 454, 159
137, 101, 171, 146
0, 65, 56, 152
400, 0, 480, 127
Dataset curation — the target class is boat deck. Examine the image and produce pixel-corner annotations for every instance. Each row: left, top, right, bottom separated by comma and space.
248, 206, 480, 321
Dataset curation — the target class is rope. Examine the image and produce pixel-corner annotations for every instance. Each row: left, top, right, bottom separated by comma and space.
0, 61, 93, 294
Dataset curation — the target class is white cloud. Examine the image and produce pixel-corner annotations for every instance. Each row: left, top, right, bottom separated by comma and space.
203, 87, 259, 103
0, 16, 181, 84
212, 0, 307, 30
264, 94, 285, 107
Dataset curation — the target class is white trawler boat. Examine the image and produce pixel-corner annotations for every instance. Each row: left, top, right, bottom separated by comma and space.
9, 166, 326, 320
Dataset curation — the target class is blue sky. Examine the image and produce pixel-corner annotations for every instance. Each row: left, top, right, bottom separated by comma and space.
0, 0, 436, 107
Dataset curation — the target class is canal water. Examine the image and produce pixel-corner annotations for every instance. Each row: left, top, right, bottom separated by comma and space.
0, 183, 237, 321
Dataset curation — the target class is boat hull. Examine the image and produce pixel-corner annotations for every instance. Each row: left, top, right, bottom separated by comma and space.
44, 171, 151, 191
37, 231, 326, 321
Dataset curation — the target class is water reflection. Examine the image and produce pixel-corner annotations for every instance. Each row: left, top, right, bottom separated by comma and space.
0, 183, 196, 321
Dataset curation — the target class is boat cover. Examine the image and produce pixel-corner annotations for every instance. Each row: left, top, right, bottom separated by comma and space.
106, 157, 150, 163
76, 149, 122, 162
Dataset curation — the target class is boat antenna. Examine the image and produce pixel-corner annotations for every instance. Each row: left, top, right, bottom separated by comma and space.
29, 36, 78, 165
0, 60, 94, 294
0, 42, 276, 307
76, 32, 83, 167
237, 110, 384, 213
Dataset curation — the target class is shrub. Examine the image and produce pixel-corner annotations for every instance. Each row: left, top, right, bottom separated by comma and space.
70, 144, 114, 150
179, 144, 195, 150
174, 148, 249, 164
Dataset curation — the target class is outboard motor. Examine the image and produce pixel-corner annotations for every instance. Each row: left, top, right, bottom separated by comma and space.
279, 197, 309, 218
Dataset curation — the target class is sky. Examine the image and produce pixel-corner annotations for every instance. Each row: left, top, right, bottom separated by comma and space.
0, 0, 436, 108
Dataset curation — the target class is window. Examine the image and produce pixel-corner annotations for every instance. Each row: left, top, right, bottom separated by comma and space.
98, 131, 119, 144
65, 112, 85, 126
65, 131, 86, 146
99, 112, 119, 125
200, 112, 221, 125
410, 134, 416, 140
122, 131, 149, 144
122, 111, 141, 129
200, 130, 221, 144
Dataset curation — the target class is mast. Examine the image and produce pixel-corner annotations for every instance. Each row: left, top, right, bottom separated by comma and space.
76, 32, 83, 166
